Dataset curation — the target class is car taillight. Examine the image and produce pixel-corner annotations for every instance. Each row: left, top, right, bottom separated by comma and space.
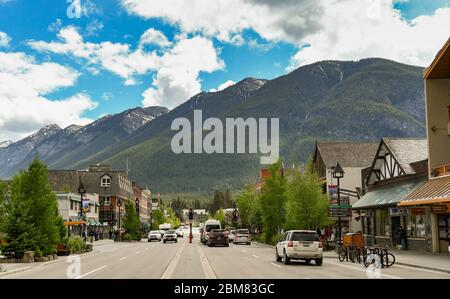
288, 241, 294, 247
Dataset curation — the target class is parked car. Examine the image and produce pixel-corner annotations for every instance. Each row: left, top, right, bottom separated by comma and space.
275, 230, 323, 266
163, 230, 178, 243
234, 229, 251, 245
176, 229, 184, 238
207, 229, 229, 247
201, 219, 221, 244
148, 230, 162, 242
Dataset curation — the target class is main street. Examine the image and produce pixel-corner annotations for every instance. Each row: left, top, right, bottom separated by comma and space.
2, 229, 448, 279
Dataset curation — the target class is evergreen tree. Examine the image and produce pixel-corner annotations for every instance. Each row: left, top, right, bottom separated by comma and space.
4, 159, 64, 257
123, 201, 141, 240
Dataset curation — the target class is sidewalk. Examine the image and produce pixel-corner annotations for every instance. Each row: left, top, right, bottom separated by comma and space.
255, 242, 450, 274
323, 250, 450, 274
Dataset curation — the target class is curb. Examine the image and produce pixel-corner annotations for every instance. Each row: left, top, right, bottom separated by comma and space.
395, 262, 450, 274
0, 266, 32, 277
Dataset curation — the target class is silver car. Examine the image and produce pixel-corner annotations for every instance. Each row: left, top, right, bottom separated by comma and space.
275, 230, 323, 266
163, 230, 178, 243
148, 230, 162, 242
234, 229, 251, 245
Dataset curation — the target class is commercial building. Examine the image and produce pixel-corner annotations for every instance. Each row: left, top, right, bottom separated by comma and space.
397, 37, 450, 253
352, 138, 429, 250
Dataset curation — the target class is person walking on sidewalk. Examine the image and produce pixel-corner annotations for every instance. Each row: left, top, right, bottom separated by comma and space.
399, 226, 407, 250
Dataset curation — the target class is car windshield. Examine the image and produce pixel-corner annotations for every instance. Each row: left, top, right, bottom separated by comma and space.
166, 230, 176, 234
150, 231, 159, 234
205, 224, 220, 232
237, 229, 249, 234
291, 232, 319, 241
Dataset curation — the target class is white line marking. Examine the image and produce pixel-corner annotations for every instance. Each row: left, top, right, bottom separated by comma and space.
324, 260, 402, 279
160, 240, 187, 279
270, 262, 282, 269
196, 243, 218, 279
76, 265, 107, 279
252, 255, 259, 259
136, 251, 140, 254
120, 257, 127, 261
242, 250, 247, 253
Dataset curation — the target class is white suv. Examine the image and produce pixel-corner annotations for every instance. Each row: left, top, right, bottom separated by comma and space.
275, 230, 323, 266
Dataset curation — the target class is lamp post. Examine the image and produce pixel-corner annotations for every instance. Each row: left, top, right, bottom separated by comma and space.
117, 199, 122, 241
232, 203, 238, 227
332, 162, 345, 244
78, 180, 86, 237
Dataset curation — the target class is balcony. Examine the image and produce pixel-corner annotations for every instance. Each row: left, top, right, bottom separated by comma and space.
432, 164, 450, 177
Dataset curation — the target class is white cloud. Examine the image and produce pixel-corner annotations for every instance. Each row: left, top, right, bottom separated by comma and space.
85, 19, 104, 36
142, 36, 224, 108
28, 26, 159, 85
209, 80, 236, 92
288, 1, 450, 69
0, 51, 97, 141
121, 0, 450, 68
29, 27, 224, 109
48, 19, 63, 32
101, 91, 113, 101
139, 28, 172, 48
0, 32, 11, 47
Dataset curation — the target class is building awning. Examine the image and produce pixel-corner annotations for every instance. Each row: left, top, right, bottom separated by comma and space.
353, 179, 425, 209
399, 175, 450, 206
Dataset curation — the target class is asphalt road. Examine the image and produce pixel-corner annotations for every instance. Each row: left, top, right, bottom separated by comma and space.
2, 229, 449, 279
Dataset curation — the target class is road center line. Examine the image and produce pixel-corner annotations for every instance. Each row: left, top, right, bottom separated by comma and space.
270, 262, 282, 269
160, 240, 187, 279
119, 257, 127, 261
136, 251, 140, 254
252, 255, 259, 259
76, 265, 107, 279
196, 243, 218, 279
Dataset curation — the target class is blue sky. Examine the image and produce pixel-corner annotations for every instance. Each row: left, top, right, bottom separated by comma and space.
0, 0, 449, 141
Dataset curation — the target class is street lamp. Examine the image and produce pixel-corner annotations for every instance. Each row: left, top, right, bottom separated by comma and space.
232, 203, 238, 226
117, 199, 123, 241
78, 180, 86, 237
331, 162, 345, 244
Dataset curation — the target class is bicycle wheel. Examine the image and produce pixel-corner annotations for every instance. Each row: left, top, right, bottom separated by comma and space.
386, 253, 396, 267
338, 246, 346, 262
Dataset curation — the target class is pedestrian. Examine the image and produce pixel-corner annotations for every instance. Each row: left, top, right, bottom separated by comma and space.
89, 229, 95, 243
109, 230, 113, 240
399, 226, 407, 250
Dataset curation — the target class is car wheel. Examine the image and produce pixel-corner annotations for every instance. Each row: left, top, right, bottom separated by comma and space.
226, 243, 229, 247
163, 240, 166, 243
207, 243, 212, 247
275, 249, 282, 262
283, 250, 291, 265
315, 258, 323, 266
175, 240, 178, 243
148, 239, 151, 242
247, 242, 251, 245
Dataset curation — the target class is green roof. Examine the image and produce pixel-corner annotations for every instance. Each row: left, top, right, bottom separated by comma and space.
353, 179, 425, 209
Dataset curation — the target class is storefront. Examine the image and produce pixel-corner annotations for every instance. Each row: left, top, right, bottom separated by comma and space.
399, 176, 450, 253
353, 179, 426, 248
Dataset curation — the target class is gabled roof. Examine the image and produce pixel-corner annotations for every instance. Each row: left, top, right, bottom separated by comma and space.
383, 138, 428, 174
424, 37, 450, 79
314, 141, 379, 168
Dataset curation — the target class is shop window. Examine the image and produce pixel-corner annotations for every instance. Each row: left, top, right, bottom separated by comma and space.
376, 209, 390, 237
406, 209, 431, 238
70, 201, 74, 210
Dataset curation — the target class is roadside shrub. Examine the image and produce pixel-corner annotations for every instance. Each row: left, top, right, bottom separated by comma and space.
271, 233, 284, 245
35, 247, 43, 258
122, 234, 132, 241
66, 236, 86, 254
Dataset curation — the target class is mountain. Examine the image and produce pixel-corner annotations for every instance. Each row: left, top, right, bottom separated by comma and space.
0, 141, 13, 148
0, 59, 426, 195
0, 106, 169, 178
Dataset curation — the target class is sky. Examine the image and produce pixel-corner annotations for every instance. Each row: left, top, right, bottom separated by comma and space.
0, 0, 449, 142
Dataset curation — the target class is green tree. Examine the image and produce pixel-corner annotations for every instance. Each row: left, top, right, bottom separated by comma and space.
3, 159, 64, 257
285, 161, 331, 230
123, 201, 141, 240
151, 210, 166, 230
0, 181, 9, 234
236, 186, 256, 229
259, 160, 287, 243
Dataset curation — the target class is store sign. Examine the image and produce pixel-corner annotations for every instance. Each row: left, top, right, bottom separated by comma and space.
411, 208, 425, 215
389, 207, 408, 216
432, 205, 448, 213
